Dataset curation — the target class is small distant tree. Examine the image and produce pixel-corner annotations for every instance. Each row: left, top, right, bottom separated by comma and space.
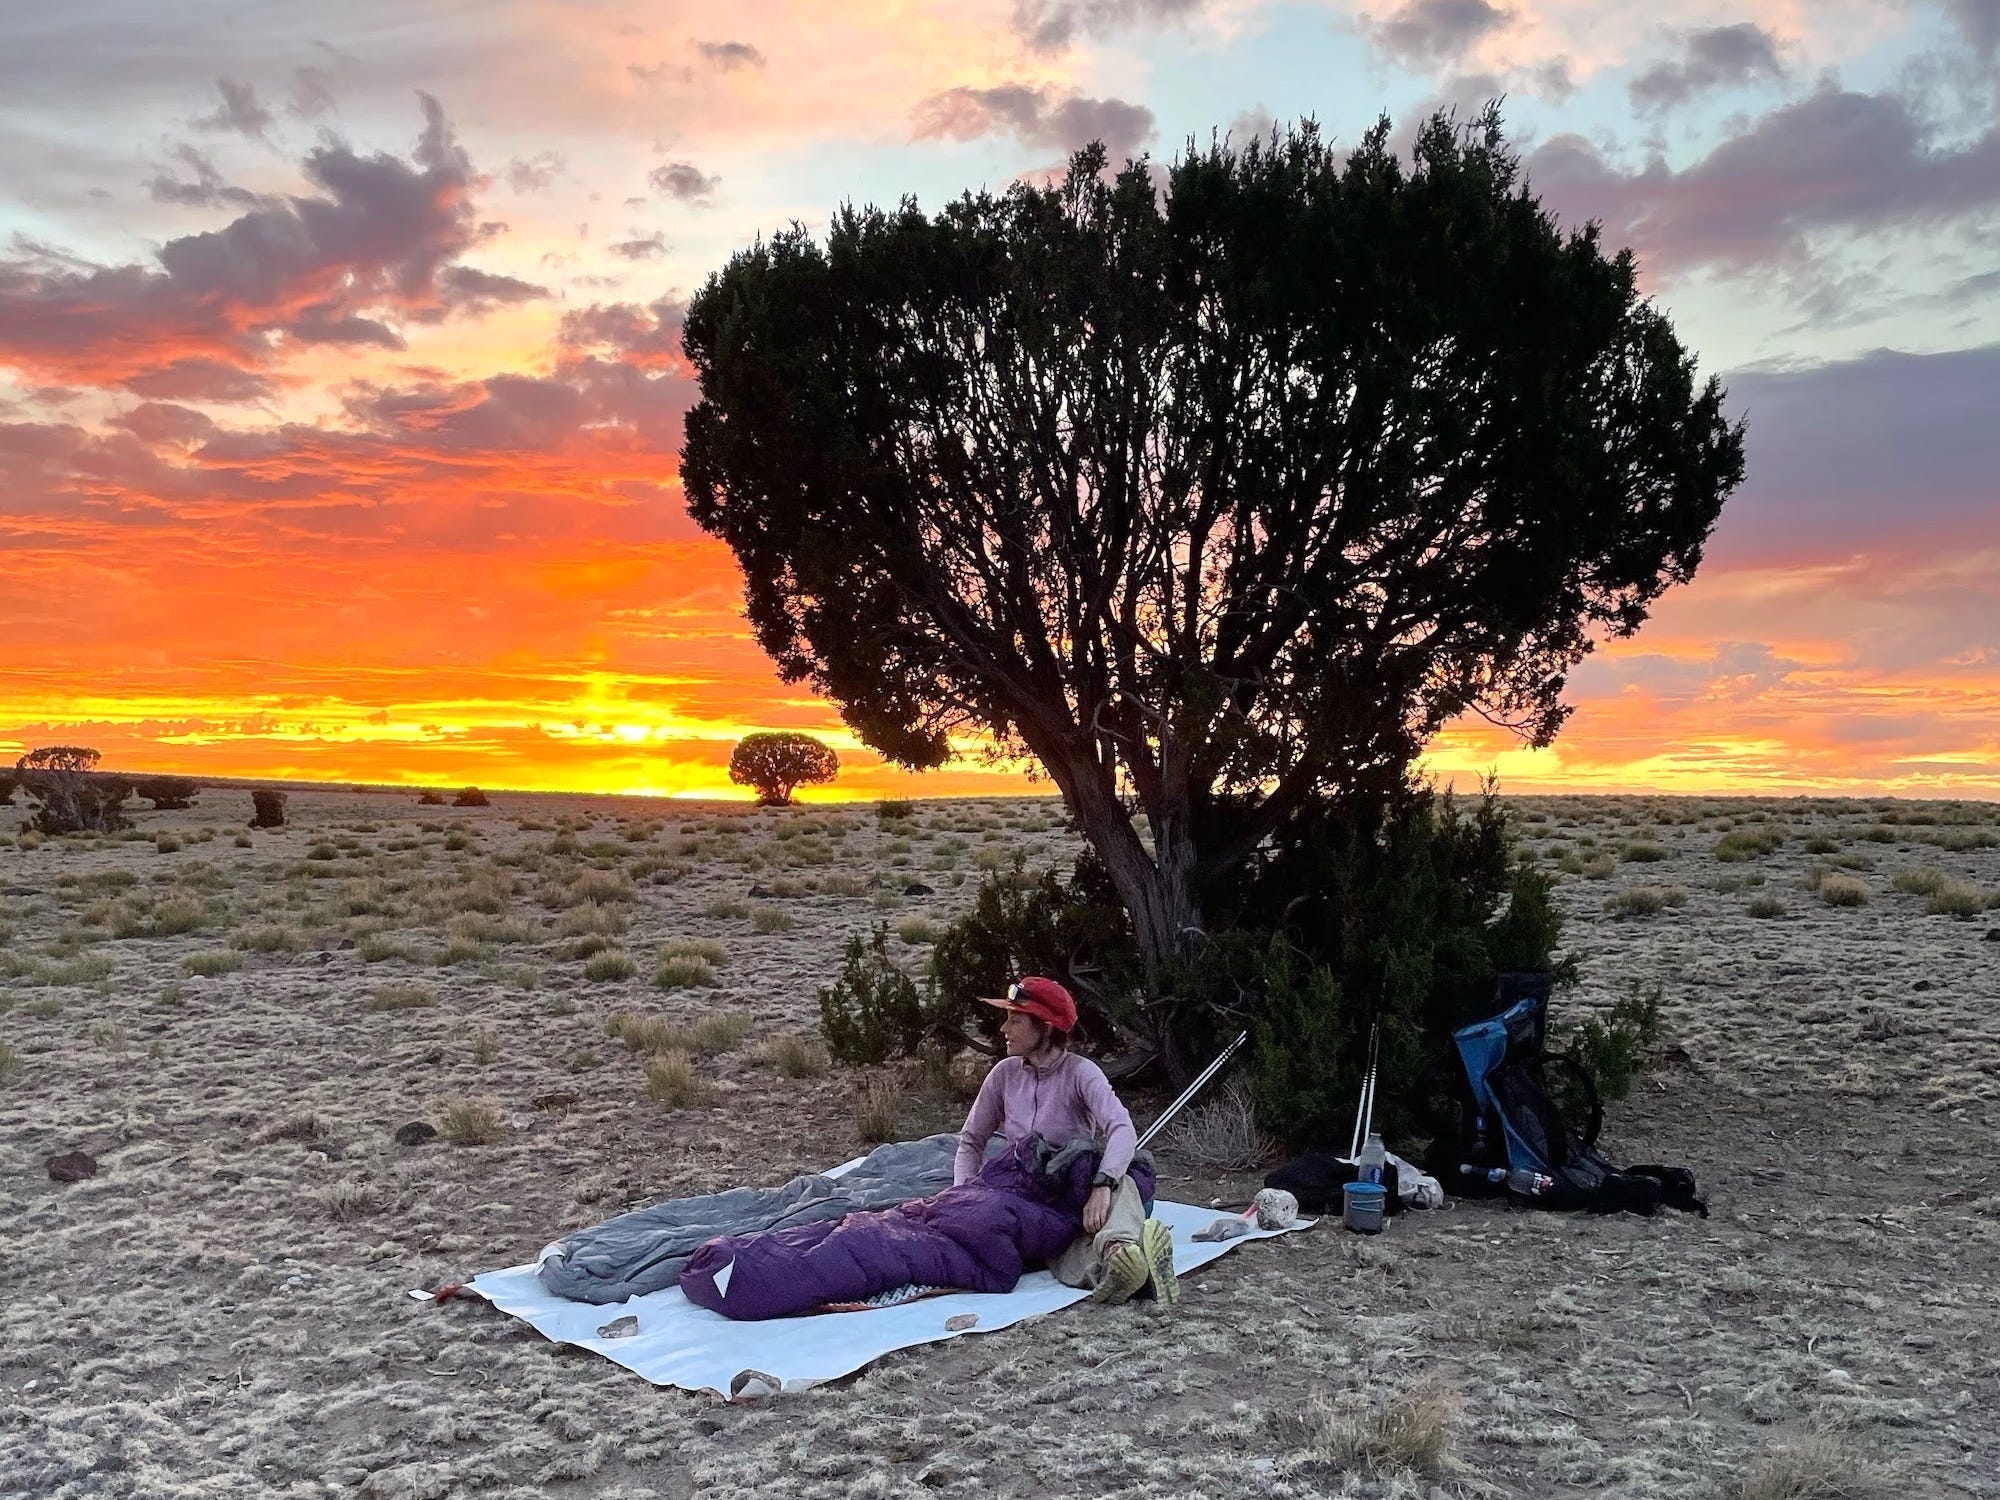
729, 731, 839, 806
16, 747, 130, 834
135, 776, 201, 810
248, 789, 288, 829
453, 787, 491, 808
0, 770, 16, 805
416, 791, 447, 806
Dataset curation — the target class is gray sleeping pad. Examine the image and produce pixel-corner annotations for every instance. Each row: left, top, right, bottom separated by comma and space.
536, 1133, 962, 1305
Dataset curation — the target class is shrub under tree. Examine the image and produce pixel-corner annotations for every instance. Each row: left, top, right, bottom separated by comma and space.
728, 731, 839, 806
453, 787, 490, 807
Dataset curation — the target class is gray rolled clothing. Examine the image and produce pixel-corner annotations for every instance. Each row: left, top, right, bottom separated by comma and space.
535, 1133, 964, 1305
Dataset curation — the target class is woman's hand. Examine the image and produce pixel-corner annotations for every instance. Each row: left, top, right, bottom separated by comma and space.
1083, 1184, 1112, 1234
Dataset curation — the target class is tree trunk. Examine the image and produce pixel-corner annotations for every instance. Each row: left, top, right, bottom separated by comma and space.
1036, 736, 1205, 1080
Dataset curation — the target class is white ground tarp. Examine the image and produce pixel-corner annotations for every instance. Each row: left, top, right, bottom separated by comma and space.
459, 1197, 1312, 1398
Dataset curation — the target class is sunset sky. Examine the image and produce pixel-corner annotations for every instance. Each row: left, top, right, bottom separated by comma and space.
3, 0, 1996, 801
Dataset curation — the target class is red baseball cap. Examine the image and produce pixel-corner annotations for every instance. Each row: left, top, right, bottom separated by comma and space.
978, 976, 1077, 1032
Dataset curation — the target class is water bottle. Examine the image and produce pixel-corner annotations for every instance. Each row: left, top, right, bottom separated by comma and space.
1461, 1165, 1555, 1196
1359, 1131, 1386, 1186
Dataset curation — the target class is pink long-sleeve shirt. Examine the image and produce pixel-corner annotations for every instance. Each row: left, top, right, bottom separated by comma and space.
952, 1050, 1138, 1186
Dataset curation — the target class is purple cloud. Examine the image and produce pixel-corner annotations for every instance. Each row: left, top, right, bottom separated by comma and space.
694, 40, 765, 70
1629, 23, 1784, 111
649, 162, 719, 202
0, 95, 544, 396
1526, 85, 2000, 273
194, 78, 274, 140
1010, 0, 1203, 53
913, 84, 1156, 162
1365, 0, 1512, 67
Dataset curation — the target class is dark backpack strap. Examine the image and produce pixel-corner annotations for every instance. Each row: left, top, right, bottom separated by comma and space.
1627, 1164, 1709, 1218
1535, 1050, 1604, 1151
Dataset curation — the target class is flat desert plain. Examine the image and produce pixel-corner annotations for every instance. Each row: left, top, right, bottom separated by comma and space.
2, 788, 1997, 1499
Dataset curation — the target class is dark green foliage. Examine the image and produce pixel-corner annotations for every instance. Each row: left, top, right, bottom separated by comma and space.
16, 747, 130, 834
417, 791, 447, 805
875, 799, 915, 823
1557, 981, 1664, 1105
453, 787, 491, 808
929, 853, 1140, 1049
818, 924, 942, 1065
681, 108, 1745, 976
0, 771, 15, 805
248, 789, 287, 829
1219, 786, 1570, 1149
135, 776, 201, 810
728, 732, 838, 807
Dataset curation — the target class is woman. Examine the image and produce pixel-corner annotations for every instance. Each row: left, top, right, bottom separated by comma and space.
953, 976, 1177, 1306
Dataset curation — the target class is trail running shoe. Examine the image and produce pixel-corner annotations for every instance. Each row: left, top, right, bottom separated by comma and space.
1088, 1239, 1150, 1306
1141, 1218, 1180, 1306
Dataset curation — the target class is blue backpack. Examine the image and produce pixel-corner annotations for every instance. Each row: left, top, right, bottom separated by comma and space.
1439, 973, 1705, 1217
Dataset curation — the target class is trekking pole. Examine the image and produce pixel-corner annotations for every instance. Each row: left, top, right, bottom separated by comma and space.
1348, 1019, 1380, 1162
1136, 1031, 1249, 1150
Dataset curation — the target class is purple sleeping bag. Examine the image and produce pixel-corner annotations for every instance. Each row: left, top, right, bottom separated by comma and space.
680, 1136, 1155, 1320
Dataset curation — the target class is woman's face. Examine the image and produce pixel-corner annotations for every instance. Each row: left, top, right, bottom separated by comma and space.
1001, 1010, 1046, 1057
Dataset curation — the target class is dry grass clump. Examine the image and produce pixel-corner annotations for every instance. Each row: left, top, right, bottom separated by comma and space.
1802, 834, 1840, 854
1925, 880, 1990, 916
1890, 867, 1949, 896
448, 912, 535, 945
853, 1075, 904, 1143
357, 933, 422, 963
1293, 1378, 1460, 1479
1730, 1427, 1892, 1500
1605, 884, 1688, 917
895, 915, 944, 945
8, 953, 114, 986
558, 903, 627, 937
765, 1032, 829, 1078
656, 954, 718, 990
551, 868, 634, 908
231, 924, 305, 952
1620, 839, 1672, 862
750, 904, 794, 933
1715, 827, 1785, 861
438, 1097, 504, 1145
660, 937, 728, 966
1819, 873, 1869, 907
469, 1024, 499, 1065
607, 1012, 696, 1055
1157, 1082, 1274, 1170
644, 1050, 713, 1108
314, 1180, 382, 1222
183, 950, 243, 977
368, 984, 436, 1011
88, 1020, 131, 1049
582, 948, 637, 981
704, 896, 752, 920
1747, 894, 1788, 918
691, 1011, 752, 1053
0, 1041, 18, 1081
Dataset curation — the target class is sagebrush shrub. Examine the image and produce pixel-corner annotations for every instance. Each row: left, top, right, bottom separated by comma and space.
819, 924, 943, 1065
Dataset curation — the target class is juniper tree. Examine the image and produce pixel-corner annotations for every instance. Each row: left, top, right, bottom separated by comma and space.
682, 109, 1744, 990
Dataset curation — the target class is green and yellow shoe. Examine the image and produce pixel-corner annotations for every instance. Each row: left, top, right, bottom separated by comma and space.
1088, 1239, 1151, 1306
1141, 1218, 1180, 1305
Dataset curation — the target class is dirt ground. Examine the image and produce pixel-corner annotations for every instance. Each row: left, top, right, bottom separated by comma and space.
2, 787, 1996, 1499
